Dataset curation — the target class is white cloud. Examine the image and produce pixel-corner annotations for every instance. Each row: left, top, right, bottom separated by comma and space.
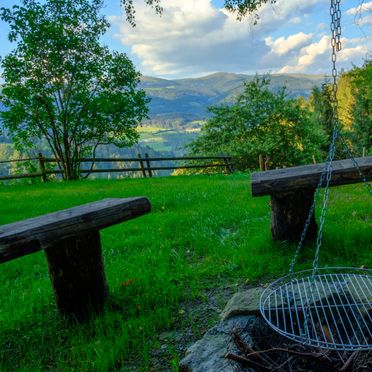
278, 35, 372, 74
110, 0, 370, 78
358, 13, 372, 26
265, 32, 313, 56
346, 1, 372, 15
346, 1, 372, 27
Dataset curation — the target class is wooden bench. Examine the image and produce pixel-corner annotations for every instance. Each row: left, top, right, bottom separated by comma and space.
0, 197, 151, 319
251, 156, 372, 241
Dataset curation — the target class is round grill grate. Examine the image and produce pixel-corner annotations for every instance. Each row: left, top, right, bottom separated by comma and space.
260, 268, 372, 351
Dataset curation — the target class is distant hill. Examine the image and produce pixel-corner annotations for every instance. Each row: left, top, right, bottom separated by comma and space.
140, 72, 325, 127
0, 72, 326, 156
1, 72, 325, 127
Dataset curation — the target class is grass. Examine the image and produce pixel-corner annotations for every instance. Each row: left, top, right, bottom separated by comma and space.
0, 174, 371, 370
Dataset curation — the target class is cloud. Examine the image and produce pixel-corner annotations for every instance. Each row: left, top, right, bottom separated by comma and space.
265, 32, 313, 56
278, 35, 372, 74
110, 0, 370, 78
346, 1, 372, 15
346, 1, 372, 27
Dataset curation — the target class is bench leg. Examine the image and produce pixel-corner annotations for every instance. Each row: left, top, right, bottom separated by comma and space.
44, 231, 108, 320
270, 190, 317, 242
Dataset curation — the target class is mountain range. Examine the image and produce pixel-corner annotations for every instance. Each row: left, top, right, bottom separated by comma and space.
1, 72, 326, 155
140, 72, 325, 127
1, 72, 325, 126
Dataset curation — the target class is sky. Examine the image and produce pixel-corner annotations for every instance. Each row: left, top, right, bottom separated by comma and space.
0, 0, 371, 79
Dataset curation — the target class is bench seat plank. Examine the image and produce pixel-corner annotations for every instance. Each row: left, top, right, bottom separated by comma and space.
252, 156, 372, 196
0, 197, 151, 263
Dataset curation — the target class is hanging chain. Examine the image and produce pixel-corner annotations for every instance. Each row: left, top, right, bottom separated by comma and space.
291, 0, 371, 276
312, 0, 342, 276
288, 0, 370, 340
289, 0, 342, 276
301, 1, 343, 339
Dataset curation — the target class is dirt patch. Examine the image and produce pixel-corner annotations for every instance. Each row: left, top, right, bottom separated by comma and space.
148, 283, 251, 371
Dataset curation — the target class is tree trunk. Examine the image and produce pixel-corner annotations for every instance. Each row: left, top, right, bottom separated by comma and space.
44, 231, 108, 320
270, 190, 317, 242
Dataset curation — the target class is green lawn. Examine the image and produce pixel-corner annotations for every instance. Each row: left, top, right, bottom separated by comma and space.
0, 174, 371, 370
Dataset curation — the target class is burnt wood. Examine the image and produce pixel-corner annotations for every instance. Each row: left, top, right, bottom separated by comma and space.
0, 197, 151, 264
252, 156, 372, 197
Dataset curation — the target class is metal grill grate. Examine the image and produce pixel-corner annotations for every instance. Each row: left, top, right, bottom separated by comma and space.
260, 268, 372, 351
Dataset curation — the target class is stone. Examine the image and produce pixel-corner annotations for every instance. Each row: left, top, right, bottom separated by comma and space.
179, 316, 256, 372
220, 287, 264, 321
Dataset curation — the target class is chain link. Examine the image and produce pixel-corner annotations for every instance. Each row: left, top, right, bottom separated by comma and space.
301, 0, 342, 338
289, 0, 371, 340
291, 0, 371, 276
290, 0, 342, 276
312, 0, 342, 276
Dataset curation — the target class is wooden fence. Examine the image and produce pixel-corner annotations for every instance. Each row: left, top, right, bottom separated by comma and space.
0, 153, 234, 182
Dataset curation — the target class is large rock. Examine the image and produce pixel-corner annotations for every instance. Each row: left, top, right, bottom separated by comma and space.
179, 316, 256, 372
220, 287, 264, 321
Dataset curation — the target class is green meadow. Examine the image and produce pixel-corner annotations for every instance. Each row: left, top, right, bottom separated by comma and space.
0, 174, 371, 370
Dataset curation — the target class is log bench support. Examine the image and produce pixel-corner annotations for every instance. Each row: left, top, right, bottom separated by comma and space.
251, 156, 372, 242
0, 197, 151, 320
45, 231, 108, 318
270, 190, 317, 241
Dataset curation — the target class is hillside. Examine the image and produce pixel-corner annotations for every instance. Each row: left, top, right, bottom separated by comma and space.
140, 72, 325, 126
1, 72, 325, 156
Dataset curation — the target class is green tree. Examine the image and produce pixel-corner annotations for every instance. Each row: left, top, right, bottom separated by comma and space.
0, 0, 149, 180
337, 71, 354, 131
347, 60, 372, 155
189, 76, 326, 169
308, 83, 333, 148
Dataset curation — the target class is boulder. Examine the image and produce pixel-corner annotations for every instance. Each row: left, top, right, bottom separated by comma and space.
179, 316, 256, 372
220, 287, 264, 321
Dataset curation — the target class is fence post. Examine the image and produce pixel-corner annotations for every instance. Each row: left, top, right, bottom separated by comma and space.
259, 154, 264, 171
137, 154, 147, 178
362, 147, 366, 157
312, 155, 317, 164
38, 152, 47, 182
264, 157, 270, 171
224, 156, 233, 174
145, 153, 153, 178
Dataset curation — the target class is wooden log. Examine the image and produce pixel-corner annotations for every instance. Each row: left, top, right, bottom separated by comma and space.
45, 231, 108, 319
0, 197, 151, 264
270, 190, 317, 241
252, 156, 372, 197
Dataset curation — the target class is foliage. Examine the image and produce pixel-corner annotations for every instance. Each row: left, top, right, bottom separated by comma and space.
308, 83, 333, 142
337, 71, 354, 131
307, 60, 372, 157
0, 176, 370, 370
0, 0, 149, 180
344, 59, 372, 155
224, 0, 277, 23
121, 0, 276, 26
189, 76, 326, 169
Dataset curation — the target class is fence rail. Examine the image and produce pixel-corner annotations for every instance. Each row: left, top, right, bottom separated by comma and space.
0, 153, 234, 182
